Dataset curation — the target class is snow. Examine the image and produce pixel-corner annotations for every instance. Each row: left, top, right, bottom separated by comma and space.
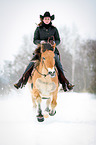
0, 87, 96, 145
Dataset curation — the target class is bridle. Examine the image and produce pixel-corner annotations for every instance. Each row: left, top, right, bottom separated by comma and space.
34, 58, 49, 77
34, 37, 56, 77
35, 52, 57, 78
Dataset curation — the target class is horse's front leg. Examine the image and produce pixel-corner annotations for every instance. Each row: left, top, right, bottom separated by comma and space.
34, 90, 44, 122
49, 93, 57, 116
44, 98, 51, 118
37, 102, 44, 122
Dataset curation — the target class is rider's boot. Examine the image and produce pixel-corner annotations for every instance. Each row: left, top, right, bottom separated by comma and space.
58, 68, 74, 91
14, 77, 23, 89
55, 54, 74, 91
14, 61, 34, 89
14, 49, 41, 89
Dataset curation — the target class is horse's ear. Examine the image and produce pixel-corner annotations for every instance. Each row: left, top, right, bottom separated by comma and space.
52, 43, 56, 51
48, 39, 56, 51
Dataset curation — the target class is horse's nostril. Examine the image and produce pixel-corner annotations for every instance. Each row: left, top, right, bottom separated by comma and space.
48, 70, 56, 78
48, 71, 52, 74
48, 68, 56, 77
48, 70, 55, 75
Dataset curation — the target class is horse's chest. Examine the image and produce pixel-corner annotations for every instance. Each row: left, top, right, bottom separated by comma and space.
35, 78, 56, 96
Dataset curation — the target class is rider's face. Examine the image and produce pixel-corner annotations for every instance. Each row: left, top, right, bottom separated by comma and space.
43, 17, 51, 24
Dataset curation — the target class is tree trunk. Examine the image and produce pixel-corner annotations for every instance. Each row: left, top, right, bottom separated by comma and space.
71, 41, 76, 84
72, 54, 75, 84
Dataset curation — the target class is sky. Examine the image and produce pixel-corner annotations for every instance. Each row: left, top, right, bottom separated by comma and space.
0, 0, 96, 65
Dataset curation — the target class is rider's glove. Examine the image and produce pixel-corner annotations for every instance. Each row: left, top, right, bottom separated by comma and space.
40, 40, 46, 44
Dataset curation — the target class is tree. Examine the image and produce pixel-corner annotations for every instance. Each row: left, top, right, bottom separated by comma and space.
0, 34, 35, 95
59, 25, 81, 84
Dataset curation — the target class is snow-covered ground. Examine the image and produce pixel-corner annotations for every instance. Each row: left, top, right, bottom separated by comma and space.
0, 87, 96, 145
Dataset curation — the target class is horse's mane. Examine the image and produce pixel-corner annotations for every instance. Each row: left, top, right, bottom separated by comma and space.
34, 43, 54, 55
41, 43, 54, 52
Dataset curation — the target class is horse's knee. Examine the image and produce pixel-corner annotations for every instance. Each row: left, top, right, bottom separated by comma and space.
32, 89, 41, 102
51, 100, 57, 109
32, 96, 37, 108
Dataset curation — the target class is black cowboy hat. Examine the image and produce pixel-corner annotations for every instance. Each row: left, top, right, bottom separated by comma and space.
40, 11, 55, 20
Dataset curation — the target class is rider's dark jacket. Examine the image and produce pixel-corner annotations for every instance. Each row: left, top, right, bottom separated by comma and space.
33, 22, 60, 46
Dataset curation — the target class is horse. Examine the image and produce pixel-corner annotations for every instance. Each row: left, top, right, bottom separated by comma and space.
28, 42, 59, 122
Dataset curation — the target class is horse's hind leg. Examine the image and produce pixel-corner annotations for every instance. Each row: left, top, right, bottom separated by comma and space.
45, 98, 51, 112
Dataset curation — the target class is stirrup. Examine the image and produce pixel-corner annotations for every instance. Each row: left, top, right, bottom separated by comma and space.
67, 83, 75, 90
14, 83, 20, 89
14, 80, 23, 89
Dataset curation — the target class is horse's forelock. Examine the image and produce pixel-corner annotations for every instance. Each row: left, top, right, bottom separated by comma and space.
41, 43, 54, 52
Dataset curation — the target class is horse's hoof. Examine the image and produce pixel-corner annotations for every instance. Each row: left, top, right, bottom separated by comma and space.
44, 110, 49, 118
49, 110, 56, 116
37, 116, 44, 122
37, 114, 44, 122
45, 107, 50, 112
44, 113, 49, 118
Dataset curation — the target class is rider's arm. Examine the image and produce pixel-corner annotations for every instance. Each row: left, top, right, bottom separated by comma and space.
33, 27, 41, 45
54, 28, 60, 46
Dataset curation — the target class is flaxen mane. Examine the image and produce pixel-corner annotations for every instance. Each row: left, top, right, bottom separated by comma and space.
33, 43, 54, 60
41, 43, 54, 52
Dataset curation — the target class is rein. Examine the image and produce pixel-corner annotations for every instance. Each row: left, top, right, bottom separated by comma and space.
34, 41, 56, 78
34, 60, 49, 77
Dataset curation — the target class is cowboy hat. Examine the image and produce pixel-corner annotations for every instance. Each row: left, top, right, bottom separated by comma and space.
40, 11, 55, 20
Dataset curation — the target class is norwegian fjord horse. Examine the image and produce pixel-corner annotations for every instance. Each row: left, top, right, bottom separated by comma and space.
28, 43, 59, 122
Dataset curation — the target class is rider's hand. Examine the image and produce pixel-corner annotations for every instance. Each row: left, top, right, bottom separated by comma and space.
40, 40, 46, 44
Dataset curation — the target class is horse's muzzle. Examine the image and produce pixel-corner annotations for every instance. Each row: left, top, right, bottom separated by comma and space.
48, 67, 56, 78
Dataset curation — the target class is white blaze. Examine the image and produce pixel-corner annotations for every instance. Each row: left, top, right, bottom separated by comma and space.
48, 67, 55, 74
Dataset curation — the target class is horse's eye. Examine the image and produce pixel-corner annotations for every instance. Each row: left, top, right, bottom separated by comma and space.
43, 57, 45, 60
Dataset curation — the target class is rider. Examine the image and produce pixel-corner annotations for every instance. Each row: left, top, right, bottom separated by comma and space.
14, 11, 74, 91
